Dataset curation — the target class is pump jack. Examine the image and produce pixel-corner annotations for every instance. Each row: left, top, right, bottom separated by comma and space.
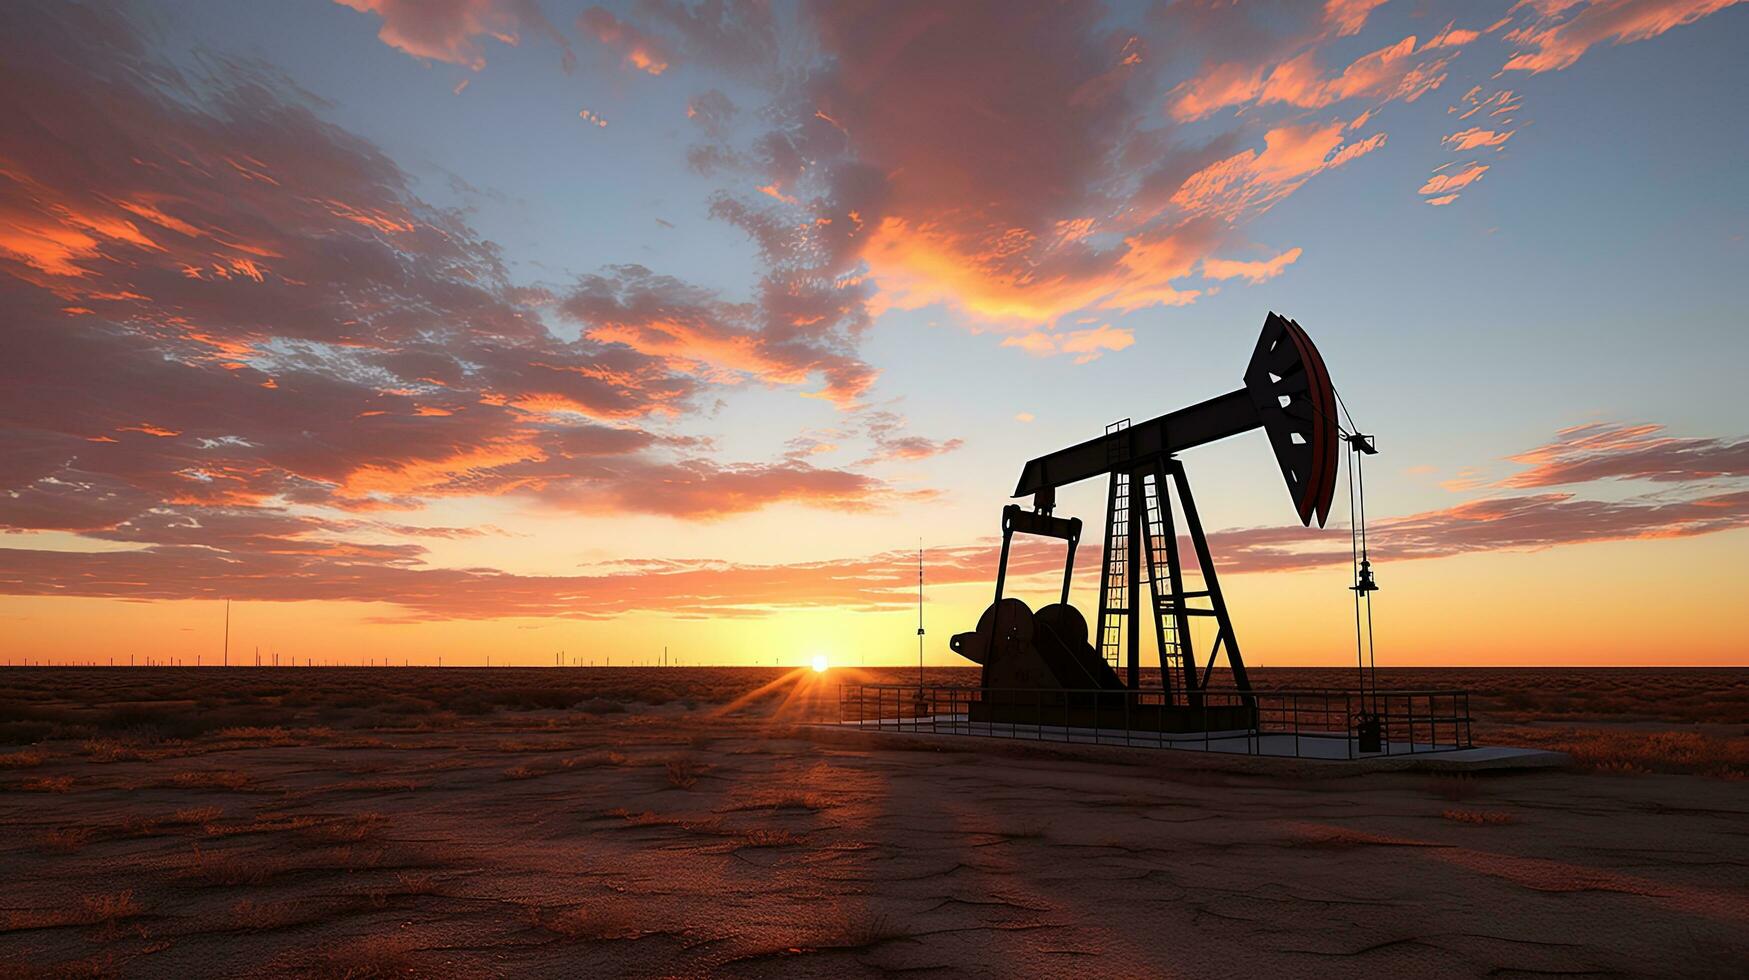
950, 313, 1344, 731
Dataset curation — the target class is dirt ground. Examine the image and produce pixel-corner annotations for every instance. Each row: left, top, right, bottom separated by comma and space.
1, 667, 1745, 978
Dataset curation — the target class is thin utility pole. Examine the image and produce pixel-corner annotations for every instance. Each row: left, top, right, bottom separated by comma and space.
223, 599, 230, 667
917, 543, 926, 690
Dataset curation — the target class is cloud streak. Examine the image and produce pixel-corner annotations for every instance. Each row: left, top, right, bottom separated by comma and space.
5, 421, 1742, 619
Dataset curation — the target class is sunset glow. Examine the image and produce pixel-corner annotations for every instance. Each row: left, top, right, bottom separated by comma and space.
1, 1, 1745, 668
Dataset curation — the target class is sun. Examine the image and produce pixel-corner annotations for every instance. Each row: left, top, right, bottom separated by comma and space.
811, 654, 829, 673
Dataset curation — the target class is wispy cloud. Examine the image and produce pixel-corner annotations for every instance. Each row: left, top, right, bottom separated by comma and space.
334, 0, 574, 72
7, 421, 1741, 618
1502, 0, 1745, 74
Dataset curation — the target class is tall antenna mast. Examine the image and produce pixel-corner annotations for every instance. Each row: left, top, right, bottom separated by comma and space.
223, 599, 230, 668
916, 542, 925, 690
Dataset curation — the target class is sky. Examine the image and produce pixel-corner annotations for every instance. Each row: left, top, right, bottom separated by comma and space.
1, 0, 1745, 669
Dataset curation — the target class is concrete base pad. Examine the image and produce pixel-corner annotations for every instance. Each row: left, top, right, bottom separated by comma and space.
814, 718, 1569, 775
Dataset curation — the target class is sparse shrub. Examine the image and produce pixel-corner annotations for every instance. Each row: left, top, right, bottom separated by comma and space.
502, 765, 539, 780
38, 826, 95, 853
0, 749, 47, 769
175, 844, 288, 887
310, 935, 418, 979
20, 775, 73, 793
298, 812, 389, 843
81, 890, 142, 939
1442, 809, 1516, 825
324, 777, 421, 793
169, 770, 250, 791
79, 739, 149, 762
737, 828, 803, 848
664, 758, 699, 789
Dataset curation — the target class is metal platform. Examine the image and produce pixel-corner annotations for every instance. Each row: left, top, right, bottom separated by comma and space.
840, 684, 1487, 762
822, 716, 1567, 772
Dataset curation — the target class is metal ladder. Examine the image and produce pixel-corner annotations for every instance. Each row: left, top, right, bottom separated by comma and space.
1141, 473, 1184, 692
1095, 420, 1132, 671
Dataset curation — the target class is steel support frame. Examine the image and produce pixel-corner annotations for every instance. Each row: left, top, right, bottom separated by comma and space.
1094, 455, 1252, 706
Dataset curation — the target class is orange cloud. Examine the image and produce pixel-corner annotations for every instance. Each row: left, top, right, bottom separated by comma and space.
562, 266, 877, 407
1418, 162, 1489, 196
1202, 247, 1304, 283
116, 423, 181, 438
1500, 422, 1749, 487
1174, 124, 1387, 220
1001, 324, 1135, 364
1173, 32, 1460, 121
1443, 127, 1516, 151
1502, 0, 1743, 73
335, 0, 575, 72
577, 6, 671, 75
1325, 0, 1391, 37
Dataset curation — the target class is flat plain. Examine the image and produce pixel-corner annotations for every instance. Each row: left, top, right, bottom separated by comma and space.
1, 666, 1745, 978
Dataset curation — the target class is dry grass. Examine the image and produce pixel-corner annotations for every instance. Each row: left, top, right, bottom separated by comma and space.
320, 777, 421, 794
19, 775, 73, 793
1443, 809, 1517, 825
366, 871, 440, 904
173, 844, 290, 887
0, 891, 142, 936
523, 901, 648, 942
1488, 726, 1749, 778
227, 897, 325, 933
167, 769, 251, 791
604, 808, 725, 837
78, 738, 152, 762
81, 891, 143, 940
559, 750, 627, 770
37, 826, 96, 854
308, 935, 419, 979
494, 738, 573, 753
502, 764, 540, 780
663, 757, 701, 789
734, 828, 805, 848
725, 791, 836, 812
297, 812, 390, 844
0, 749, 47, 769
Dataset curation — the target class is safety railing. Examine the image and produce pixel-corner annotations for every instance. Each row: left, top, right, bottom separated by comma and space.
838, 685, 1472, 759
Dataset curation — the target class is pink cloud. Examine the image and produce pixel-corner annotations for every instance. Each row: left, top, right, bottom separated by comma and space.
1443, 127, 1516, 151
577, 6, 672, 75
0, 4, 911, 546
1173, 124, 1387, 219
1502, 0, 1744, 73
1172, 31, 1461, 121
7, 433, 1744, 618
1500, 422, 1749, 487
1001, 324, 1135, 364
1325, 0, 1392, 37
335, 0, 574, 72
1202, 247, 1304, 283
1419, 162, 1490, 196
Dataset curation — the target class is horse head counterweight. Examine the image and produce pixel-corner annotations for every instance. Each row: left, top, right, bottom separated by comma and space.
950, 313, 1342, 713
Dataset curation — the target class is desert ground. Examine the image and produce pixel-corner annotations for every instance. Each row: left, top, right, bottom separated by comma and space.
1, 667, 1745, 978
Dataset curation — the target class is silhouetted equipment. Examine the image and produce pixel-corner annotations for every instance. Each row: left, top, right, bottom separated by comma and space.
951, 313, 1345, 730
